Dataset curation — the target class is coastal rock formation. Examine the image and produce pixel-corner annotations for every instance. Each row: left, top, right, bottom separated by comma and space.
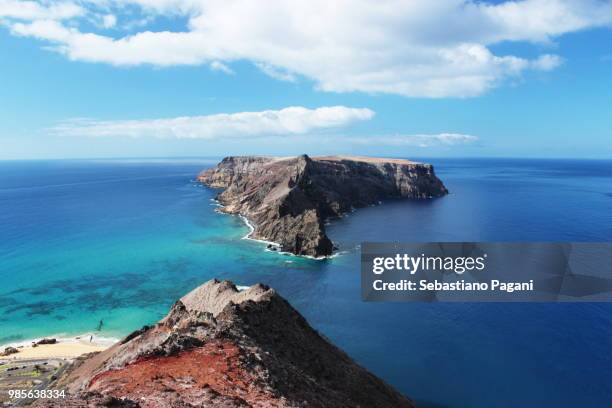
198, 155, 448, 257
36, 279, 413, 408
36, 338, 57, 345
1, 346, 19, 356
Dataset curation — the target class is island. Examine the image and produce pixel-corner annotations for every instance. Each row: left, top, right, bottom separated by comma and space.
198, 154, 448, 257
33, 279, 414, 407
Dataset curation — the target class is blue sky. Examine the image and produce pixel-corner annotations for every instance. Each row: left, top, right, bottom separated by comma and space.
1, 0, 611, 160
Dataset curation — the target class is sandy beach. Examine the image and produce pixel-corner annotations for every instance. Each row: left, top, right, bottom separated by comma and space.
1, 335, 115, 360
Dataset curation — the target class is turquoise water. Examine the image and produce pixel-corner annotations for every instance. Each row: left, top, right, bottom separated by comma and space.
1, 158, 612, 407
0, 159, 319, 342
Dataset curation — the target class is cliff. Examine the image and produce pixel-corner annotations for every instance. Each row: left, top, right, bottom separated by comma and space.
35, 279, 414, 408
198, 155, 448, 257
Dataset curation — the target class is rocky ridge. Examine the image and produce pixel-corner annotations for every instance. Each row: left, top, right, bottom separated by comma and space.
35, 279, 414, 408
198, 155, 448, 257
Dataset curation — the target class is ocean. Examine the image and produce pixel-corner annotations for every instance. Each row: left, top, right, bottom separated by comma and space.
1, 158, 611, 407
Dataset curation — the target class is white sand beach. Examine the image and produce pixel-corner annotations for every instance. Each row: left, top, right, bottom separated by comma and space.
1, 335, 116, 360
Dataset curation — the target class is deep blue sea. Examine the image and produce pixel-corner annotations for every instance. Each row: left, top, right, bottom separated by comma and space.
1, 158, 611, 408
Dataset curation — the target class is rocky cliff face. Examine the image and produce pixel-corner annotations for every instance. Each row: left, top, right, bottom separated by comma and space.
198, 155, 448, 257
35, 280, 414, 408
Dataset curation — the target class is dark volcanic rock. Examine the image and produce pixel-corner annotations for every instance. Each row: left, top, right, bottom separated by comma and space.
37, 279, 414, 408
198, 154, 448, 257
1, 346, 19, 356
36, 338, 58, 345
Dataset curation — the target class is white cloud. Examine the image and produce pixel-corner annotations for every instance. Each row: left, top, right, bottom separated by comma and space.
255, 63, 297, 83
347, 133, 479, 147
11, 19, 72, 42
0, 0, 82, 20
102, 14, 117, 29
210, 61, 233, 74
2, 0, 612, 97
50, 106, 375, 139
531, 54, 564, 71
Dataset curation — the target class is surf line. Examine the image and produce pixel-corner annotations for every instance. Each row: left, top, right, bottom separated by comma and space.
211, 198, 339, 260
210, 198, 281, 247
238, 214, 281, 247
238, 213, 341, 261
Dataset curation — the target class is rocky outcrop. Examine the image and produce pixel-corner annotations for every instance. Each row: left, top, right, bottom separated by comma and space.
1, 346, 19, 356
35, 279, 413, 408
36, 338, 57, 345
198, 155, 448, 257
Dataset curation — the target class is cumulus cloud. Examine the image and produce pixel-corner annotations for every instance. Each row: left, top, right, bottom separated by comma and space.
347, 133, 479, 147
2, 0, 612, 97
50, 106, 375, 139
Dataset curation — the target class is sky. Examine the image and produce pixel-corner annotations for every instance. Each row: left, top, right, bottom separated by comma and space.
1, 0, 611, 160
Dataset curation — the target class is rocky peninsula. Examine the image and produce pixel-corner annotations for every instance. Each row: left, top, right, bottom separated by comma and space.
198, 155, 448, 257
34, 279, 414, 407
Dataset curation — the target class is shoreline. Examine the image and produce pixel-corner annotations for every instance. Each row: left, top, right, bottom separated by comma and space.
239, 214, 341, 260
211, 197, 338, 261
1, 333, 118, 360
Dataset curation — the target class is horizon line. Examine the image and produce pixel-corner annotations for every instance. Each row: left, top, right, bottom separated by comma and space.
1, 155, 612, 162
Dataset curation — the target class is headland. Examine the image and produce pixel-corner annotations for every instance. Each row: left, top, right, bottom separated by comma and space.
198, 154, 447, 257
